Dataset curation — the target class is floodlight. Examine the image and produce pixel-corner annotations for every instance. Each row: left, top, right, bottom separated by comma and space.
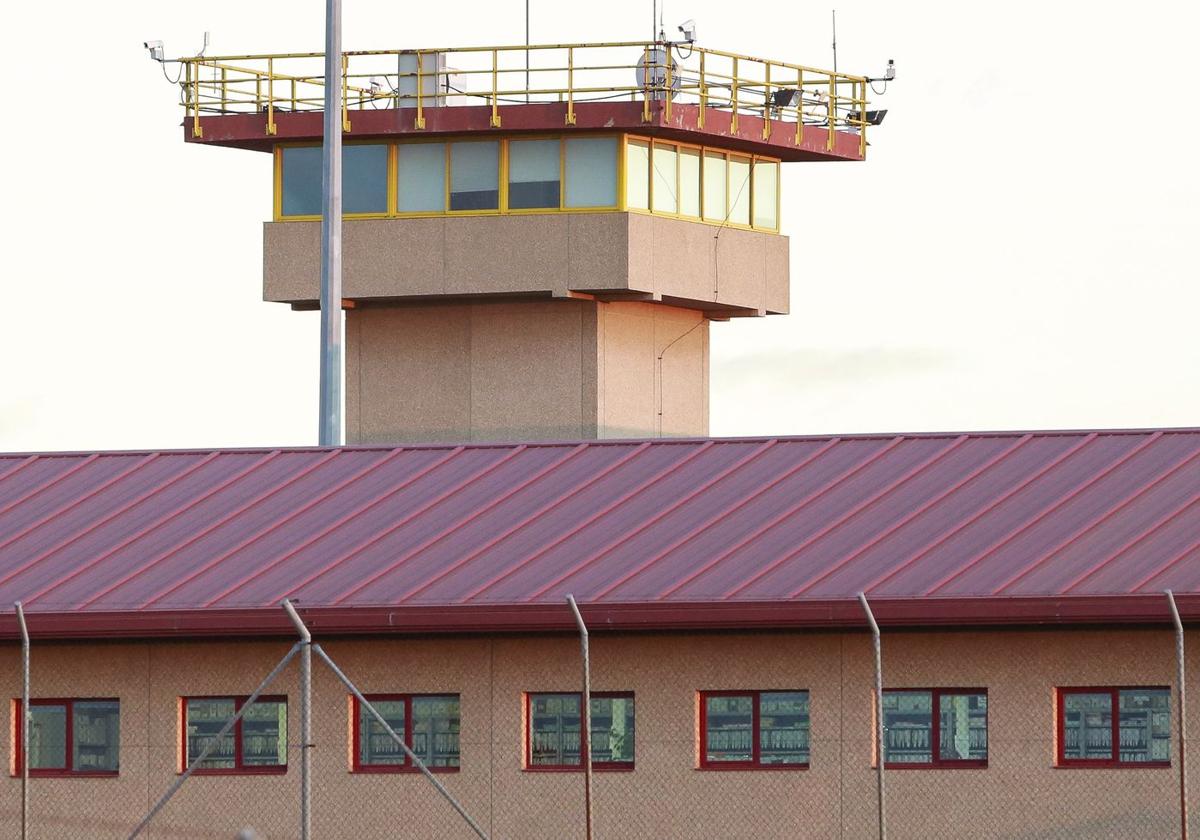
861, 109, 887, 125
770, 89, 801, 108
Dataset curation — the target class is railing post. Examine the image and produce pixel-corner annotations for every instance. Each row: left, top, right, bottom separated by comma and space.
291, 78, 297, 112
415, 51, 426, 130
266, 58, 277, 136
221, 66, 228, 114
762, 62, 771, 139
642, 45, 652, 123
861, 79, 869, 157
664, 47, 672, 123
565, 47, 577, 125
342, 54, 352, 132
186, 61, 203, 139
698, 50, 706, 129
827, 74, 836, 152
567, 596, 594, 840
859, 593, 887, 840
795, 68, 803, 145
490, 49, 502, 128
730, 56, 739, 134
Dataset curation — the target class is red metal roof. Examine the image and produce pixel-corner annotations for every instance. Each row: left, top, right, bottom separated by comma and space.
0, 429, 1197, 639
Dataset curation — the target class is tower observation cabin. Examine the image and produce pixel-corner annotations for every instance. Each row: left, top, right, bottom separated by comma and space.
172, 41, 877, 443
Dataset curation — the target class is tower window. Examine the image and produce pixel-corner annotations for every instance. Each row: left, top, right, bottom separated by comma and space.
449, 141, 500, 211
508, 139, 561, 209
565, 137, 618, 208
397, 142, 447, 213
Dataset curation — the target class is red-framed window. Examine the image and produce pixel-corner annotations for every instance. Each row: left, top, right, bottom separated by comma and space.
12, 698, 120, 777
352, 694, 460, 772
524, 692, 635, 771
881, 689, 987, 768
1057, 687, 1171, 768
181, 696, 287, 775
699, 690, 809, 769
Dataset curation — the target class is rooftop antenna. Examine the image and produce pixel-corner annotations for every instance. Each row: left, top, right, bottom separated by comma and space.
832, 10, 838, 75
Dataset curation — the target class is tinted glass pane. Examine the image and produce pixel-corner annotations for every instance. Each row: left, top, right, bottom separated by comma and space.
702, 152, 726, 221
938, 693, 987, 761
413, 695, 461, 767
74, 700, 120, 772
590, 696, 635, 764
883, 691, 933, 764
360, 699, 407, 766
651, 143, 678, 214
759, 692, 809, 765
397, 143, 446, 212
186, 698, 236, 769
29, 704, 67, 769
281, 146, 323, 217
1062, 692, 1113, 760
679, 148, 701, 217
625, 140, 650, 210
705, 695, 753, 762
752, 160, 779, 229
1119, 689, 1171, 763
449, 142, 499, 210
728, 156, 751, 226
344, 145, 389, 214
530, 693, 582, 766
565, 137, 618, 207
242, 700, 287, 767
282, 145, 388, 216
509, 139, 561, 209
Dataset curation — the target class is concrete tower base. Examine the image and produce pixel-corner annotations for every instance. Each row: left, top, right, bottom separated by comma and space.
346, 298, 708, 444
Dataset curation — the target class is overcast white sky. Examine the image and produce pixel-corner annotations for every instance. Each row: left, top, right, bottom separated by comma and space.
1, 1, 1197, 453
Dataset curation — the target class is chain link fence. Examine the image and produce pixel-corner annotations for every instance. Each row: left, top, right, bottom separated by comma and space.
3, 602, 1194, 840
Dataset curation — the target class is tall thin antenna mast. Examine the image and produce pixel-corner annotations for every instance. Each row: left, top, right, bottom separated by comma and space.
652, 0, 657, 41
832, 10, 838, 74
318, 0, 343, 446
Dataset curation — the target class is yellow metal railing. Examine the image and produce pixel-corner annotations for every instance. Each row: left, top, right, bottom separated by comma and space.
176, 41, 870, 154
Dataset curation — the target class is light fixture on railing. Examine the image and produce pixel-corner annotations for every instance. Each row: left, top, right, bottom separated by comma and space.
144, 40, 165, 62
770, 89, 802, 108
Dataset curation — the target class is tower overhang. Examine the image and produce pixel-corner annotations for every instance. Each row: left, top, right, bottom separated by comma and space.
185, 101, 865, 162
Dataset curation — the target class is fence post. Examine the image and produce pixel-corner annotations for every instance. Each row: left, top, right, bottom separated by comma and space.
858, 593, 887, 840
567, 595, 594, 840
1168, 590, 1190, 840
283, 601, 312, 840
16, 602, 29, 840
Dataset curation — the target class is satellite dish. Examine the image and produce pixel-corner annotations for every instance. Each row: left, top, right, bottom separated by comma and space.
635, 47, 680, 100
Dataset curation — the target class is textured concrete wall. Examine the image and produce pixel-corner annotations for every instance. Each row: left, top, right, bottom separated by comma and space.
346, 298, 707, 444
263, 213, 789, 316
0, 627, 1194, 839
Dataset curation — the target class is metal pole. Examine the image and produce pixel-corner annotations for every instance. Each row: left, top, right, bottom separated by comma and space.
312, 644, 490, 839
567, 595, 594, 840
1168, 590, 1190, 840
318, 0, 343, 446
283, 601, 312, 840
129, 644, 302, 840
525, 0, 530, 103
16, 602, 29, 840
858, 593, 887, 840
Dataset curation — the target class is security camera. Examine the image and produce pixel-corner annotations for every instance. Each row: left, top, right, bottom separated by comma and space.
144, 40, 165, 62
677, 20, 697, 43
884, 59, 896, 81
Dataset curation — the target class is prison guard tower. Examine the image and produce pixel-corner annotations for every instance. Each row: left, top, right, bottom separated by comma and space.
177, 42, 871, 443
